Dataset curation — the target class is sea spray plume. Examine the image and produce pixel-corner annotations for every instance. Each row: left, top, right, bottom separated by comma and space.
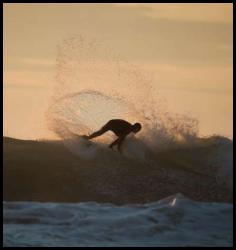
46, 90, 199, 165
47, 90, 140, 140
47, 35, 199, 155
54, 35, 156, 105
46, 90, 144, 160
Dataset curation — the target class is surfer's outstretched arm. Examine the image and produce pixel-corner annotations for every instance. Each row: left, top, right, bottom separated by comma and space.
87, 130, 105, 139
87, 124, 110, 139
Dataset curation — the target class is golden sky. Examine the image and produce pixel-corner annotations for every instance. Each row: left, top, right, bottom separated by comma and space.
3, 3, 233, 139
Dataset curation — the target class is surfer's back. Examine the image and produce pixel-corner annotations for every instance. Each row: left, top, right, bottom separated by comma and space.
105, 119, 133, 137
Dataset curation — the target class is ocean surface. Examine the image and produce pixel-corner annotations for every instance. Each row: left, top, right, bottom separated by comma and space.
3, 193, 233, 247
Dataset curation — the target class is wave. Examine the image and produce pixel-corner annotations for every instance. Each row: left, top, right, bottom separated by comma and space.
3, 135, 232, 204
42, 35, 233, 202
3, 194, 233, 247
46, 90, 233, 194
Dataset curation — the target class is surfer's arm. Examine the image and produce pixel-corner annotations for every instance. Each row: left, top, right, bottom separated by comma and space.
87, 125, 109, 139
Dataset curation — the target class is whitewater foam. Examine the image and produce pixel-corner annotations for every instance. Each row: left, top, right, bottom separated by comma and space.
3, 194, 233, 247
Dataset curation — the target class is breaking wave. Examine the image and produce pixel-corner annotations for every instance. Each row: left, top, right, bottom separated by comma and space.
46, 35, 233, 193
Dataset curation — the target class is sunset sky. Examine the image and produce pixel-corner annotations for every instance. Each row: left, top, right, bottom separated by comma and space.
3, 3, 233, 139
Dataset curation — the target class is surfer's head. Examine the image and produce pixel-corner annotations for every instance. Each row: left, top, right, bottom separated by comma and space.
132, 123, 142, 133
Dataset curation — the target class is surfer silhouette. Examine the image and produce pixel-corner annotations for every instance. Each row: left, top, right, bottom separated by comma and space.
83, 119, 142, 152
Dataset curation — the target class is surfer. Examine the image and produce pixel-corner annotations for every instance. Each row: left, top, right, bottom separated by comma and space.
83, 119, 142, 152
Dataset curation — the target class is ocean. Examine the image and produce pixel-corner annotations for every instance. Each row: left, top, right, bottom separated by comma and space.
3, 193, 233, 247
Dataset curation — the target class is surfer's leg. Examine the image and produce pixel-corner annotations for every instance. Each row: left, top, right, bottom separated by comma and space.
109, 138, 119, 149
109, 136, 125, 153
117, 137, 125, 153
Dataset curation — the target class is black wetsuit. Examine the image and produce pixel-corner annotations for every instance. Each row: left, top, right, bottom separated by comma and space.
87, 119, 133, 151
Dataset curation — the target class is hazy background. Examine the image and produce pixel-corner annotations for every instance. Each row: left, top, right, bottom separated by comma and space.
3, 3, 233, 140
